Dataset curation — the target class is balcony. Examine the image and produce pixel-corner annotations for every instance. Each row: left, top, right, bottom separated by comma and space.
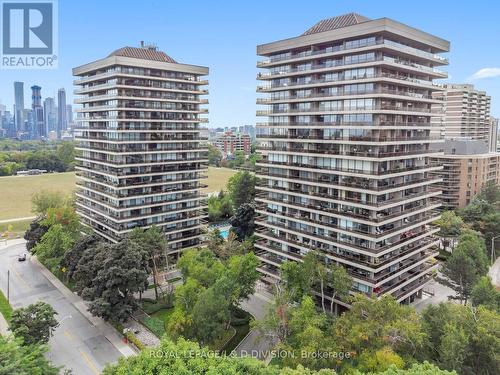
257, 105, 439, 116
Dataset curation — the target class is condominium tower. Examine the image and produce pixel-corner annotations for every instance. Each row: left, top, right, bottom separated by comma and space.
73, 45, 209, 254
432, 84, 491, 144
14, 81, 24, 132
255, 13, 448, 307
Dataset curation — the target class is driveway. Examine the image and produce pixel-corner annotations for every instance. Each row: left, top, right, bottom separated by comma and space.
234, 284, 275, 360
0, 242, 127, 374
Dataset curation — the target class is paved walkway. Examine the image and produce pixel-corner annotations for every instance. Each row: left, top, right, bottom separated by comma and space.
0, 216, 36, 224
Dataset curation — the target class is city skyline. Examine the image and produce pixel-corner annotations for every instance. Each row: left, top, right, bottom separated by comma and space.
0, 0, 499, 126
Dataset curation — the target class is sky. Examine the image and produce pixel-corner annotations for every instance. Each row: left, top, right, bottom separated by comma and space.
1, 0, 500, 127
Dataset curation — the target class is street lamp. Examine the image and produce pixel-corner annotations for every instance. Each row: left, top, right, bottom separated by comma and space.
491, 235, 500, 265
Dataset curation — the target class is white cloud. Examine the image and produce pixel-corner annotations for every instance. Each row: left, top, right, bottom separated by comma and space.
469, 67, 500, 80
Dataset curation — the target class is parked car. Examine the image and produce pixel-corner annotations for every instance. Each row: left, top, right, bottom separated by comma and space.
18, 253, 26, 262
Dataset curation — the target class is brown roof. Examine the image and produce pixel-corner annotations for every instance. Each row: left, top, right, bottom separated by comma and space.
302, 13, 370, 36
108, 46, 177, 63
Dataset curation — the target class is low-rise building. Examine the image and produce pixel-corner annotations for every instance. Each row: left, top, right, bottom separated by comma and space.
212, 130, 251, 158
431, 140, 500, 209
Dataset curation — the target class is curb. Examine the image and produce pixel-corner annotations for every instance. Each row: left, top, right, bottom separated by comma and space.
31, 256, 136, 358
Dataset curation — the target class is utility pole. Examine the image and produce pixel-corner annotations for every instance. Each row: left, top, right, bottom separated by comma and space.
7, 270, 9, 303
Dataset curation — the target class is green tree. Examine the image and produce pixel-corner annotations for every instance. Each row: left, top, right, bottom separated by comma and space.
56, 142, 75, 170
0, 335, 59, 375
439, 231, 489, 304
23, 217, 49, 252
33, 224, 77, 265
434, 211, 464, 237
61, 234, 101, 280
327, 263, 352, 314
421, 302, 500, 375
351, 362, 456, 375
476, 180, 500, 205
225, 252, 260, 305
31, 190, 68, 215
230, 202, 255, 240
128, 226, 168, 300
207, 144, 222, 166
74, 240, 150, 322
207, 190, 233, 222
356, 347, 405, 373
471, 276, 500, 311
438, 322, 468, 373
227, 171, 257, 209
177, 248, 224, 288
9, 302, 59, 345
207, 228, 224, 255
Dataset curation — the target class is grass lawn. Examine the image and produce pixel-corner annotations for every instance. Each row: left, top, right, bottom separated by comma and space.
0, 172, 76, 221
204, 167, 237, 193
0, 168, 233, 221
0, 290, 13, 322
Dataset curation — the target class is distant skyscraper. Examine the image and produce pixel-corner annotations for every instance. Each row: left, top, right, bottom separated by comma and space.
57, 88, 67, 138
43, 97, 56, 134
14, 81, 24, 132
31, 85, 45, 138
66, 104, 73, 127
490, 117, 499, 152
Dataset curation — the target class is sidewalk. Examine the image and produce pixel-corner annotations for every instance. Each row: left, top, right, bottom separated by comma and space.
0, 310, 9, 337
31, 256, 136, 358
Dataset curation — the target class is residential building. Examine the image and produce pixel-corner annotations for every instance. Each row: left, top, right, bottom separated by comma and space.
31, 85, 45, 138
255, 13, 448, 307
212, 130, 251, 158
432, 84, 491, 145
14, 81, 24, 132
490, 117, 498, 152
57, 88, 67, 138
430, 140, 500, 208
73, 44, 209, 254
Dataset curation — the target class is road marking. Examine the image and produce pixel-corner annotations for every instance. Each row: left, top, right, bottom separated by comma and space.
64, 330, 75, 341
78, 349, 100, 375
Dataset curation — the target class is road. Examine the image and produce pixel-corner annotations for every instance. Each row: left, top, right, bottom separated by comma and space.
0, 242, 124, 375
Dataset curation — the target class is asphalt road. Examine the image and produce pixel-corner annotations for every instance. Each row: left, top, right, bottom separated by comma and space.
0, 242, 122, 375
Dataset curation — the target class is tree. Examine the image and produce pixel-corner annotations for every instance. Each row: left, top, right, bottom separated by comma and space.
327, 263, 352, 314
225, 252, 260, 305
227, 171, 257, 209
74, 240, 150, 322
207, 144, 222, 166
351, 362, 456, 375
24, 217, 49, 252
33, 224, 77, 265
177, 248, 224, 288
476, 180, 500, 205
0, 335, 59, 375
230, 202, 255, 240
208, 190, 233, 222
335, 295, 425, 359
438, 322, 468, 373
471, 276, 500, 311
128, 226, 168, 300
9, 302, 59, 345
103, 337, 333, 375
61, 234, 101, 280
434, 211, 464, 237
438, 231, 489, 304
482, 212, 500, 259
421, 302, 500, 375
56, 142, 75, 170
356, 348, 405, 373
207, 228, 224, 254
31, 190, 68, 215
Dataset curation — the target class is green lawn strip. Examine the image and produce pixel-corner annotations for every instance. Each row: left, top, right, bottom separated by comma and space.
209, 326, 236, 352
0, 290, 13, 322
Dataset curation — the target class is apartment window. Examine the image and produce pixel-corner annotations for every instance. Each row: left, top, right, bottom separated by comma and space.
319, 100, 342, 110
344, 67, 374, 80
344, 52, 375, 64
344, 83, 374, 94
345, 37, 376, 50
343, 114, 373, 123
344, 98, 374, 110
